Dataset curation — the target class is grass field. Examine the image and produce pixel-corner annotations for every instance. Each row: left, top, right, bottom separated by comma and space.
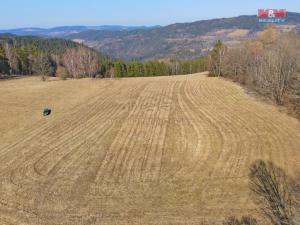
0, 73, 299, 225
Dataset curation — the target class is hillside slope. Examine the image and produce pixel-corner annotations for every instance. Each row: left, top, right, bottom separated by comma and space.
67, 12, 300, 60
0, 74, 299, 224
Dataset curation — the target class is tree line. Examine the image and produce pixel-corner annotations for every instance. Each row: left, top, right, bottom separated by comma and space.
0, 42, 57, 76
0, 35, 208, 79
0, 35, 99, 78
209, 26, 300, 118
102, 57, 207, 78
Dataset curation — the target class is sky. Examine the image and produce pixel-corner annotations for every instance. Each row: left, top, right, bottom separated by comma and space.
0, 0, 299, 29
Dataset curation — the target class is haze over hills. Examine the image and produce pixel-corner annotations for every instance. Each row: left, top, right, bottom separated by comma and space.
0, 25, 160, 38
66, 12, 300, 60
1, 12, 300, 60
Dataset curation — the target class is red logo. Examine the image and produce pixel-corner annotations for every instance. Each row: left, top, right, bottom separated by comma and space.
258, 9, 286, 18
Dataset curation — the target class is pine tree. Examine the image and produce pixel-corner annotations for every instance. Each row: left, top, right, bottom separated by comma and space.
0, 45, 10, 75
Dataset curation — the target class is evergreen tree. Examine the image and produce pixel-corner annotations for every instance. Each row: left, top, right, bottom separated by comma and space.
209, 40, 226, 77
0, 45, 10, 75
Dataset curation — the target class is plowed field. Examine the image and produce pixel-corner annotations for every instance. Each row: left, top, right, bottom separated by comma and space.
0, 73, 299, 225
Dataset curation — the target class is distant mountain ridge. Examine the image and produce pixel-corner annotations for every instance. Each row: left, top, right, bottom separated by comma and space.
2, 12, 300, 60
0, 25, 160, 38
66, 12, 300, 60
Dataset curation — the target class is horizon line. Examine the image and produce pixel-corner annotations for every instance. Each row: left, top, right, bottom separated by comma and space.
1, 11, 299, 30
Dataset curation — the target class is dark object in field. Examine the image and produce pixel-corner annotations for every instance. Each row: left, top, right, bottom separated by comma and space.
43, 108, 51, 116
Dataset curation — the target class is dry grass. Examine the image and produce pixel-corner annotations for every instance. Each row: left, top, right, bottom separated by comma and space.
0, 73, 299, 225
227, 29, 250, 38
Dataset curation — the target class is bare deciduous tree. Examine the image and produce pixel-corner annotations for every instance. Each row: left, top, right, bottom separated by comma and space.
82, 47, 100, 77
62, 47, 100, 78
221, 29, 300, 106
62, 48, 79, 78
258, 25, 278, 47
249, 160, 298, 225
32, 53, 56, 79
221, 47, 249, 84
259, 35, 299, 104
4, 43, 19, 74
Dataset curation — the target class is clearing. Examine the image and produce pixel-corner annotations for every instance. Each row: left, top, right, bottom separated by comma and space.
0, 73, 299, 225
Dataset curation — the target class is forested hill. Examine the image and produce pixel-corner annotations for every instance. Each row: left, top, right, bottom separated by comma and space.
0, 34, 104, 77
66, 12, 300, 60
0, 34, 208, 79
0, 35, 80, 55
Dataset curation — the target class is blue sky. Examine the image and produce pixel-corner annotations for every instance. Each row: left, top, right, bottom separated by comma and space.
1, 0, 299, 29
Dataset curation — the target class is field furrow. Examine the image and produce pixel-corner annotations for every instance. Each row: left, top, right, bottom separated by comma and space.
0, 74, 299, 225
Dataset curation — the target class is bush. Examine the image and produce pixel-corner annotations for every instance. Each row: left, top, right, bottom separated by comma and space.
223, 216, 257, 225
40, 75, 48, 82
